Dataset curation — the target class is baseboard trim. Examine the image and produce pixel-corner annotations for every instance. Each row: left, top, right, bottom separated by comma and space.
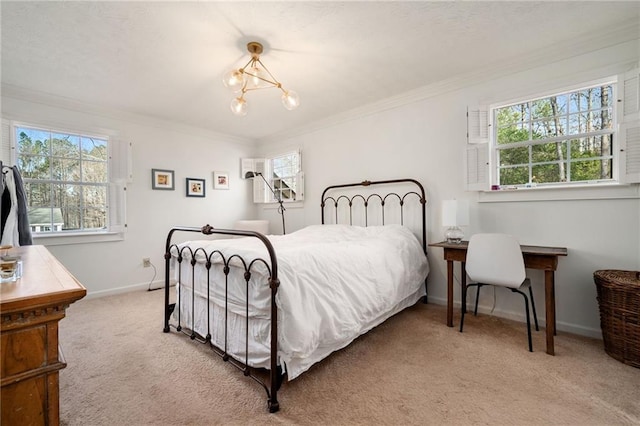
427, 295, 602, 340
84, 280, 165, 300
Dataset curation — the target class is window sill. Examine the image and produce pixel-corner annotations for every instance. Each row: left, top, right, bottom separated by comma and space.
261, 201, 304, 209
478, 183, 640, 202
32, 231, 125, 246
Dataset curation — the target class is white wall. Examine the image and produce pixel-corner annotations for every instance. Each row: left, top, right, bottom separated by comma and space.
255, 40, 640, 338
1, 96, 257, 296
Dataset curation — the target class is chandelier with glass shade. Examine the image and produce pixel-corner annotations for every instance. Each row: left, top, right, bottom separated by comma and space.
222, 41, 300, 116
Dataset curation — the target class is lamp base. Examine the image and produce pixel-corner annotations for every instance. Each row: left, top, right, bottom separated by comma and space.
445, 226, 464, 244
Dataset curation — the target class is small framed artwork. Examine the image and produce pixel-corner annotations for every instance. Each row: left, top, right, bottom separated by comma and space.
186, 178, 206, 197
152, 169, 175, 190
213, 171, 229, 190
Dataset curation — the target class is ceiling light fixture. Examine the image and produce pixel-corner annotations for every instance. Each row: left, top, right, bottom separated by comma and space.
222, 41, 300, 116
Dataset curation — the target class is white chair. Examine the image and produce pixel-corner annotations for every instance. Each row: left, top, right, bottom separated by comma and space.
460, 233, 539, 352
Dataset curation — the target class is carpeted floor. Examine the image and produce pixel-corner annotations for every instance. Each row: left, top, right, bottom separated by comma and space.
59, 290, 640, 425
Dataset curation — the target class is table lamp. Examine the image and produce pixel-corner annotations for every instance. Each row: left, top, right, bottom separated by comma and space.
442, 199, 469, 244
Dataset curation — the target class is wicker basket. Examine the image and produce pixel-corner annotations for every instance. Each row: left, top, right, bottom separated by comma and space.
594, 270, 640, 368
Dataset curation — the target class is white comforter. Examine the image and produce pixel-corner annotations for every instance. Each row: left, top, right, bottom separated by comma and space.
171, 224, 429, 379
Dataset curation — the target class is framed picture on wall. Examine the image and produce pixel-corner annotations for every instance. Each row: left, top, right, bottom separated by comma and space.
213, 171, 229, 190
152, 169, 175, 190
186, 178, 206, 197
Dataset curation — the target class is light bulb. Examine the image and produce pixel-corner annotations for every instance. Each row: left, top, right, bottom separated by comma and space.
281, 90, 300, 110
246, 65, 269, 89
230, 97, 247, 116
222, 69, 245, 91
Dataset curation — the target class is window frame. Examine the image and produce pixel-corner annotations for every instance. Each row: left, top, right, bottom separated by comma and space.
466, 69, 640, 202
8, 120, 127, 244
245, 149, 304, 204
490, 76, 619, 189
266, 150, 302, 203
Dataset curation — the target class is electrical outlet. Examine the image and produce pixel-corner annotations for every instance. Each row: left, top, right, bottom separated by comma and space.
143, 257, 151, 268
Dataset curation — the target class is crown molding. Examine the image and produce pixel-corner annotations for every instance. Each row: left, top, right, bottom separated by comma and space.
259, 18, 640, 145
0, 84, 255, 147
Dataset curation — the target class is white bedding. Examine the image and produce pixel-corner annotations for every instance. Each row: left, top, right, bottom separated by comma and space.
171, 224, 429, 379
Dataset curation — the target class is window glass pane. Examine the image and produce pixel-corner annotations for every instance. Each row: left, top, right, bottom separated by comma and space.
532, 142, 567, 163
51, 133, 80, 158
52, 184, 81, 209
17, 128, 50, 156
571, 159, 612, 181
499, 146, 528, 166
281, 188, 292, 200
28, 208, 53, 229
499, 167, 528, 185
62, 208, 81, 231
81, 137, 107, 161
569, 92, 582, 113
83, 207, 107, 229
51, 158, 80, 181
18, 155, 50, 179
568, 113, 587, 135
82, 160, 108, 183
531, 95, 567, 119
532, 117, 567, 139
495, 106, 530, 145
497, 123, 529, 145
24, 182, 51, 207
83, 185, 107, 208
570, 135, 612, 159
533, 163, 565, 183
498, 104, 530, 124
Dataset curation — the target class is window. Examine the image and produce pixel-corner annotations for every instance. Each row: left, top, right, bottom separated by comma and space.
11, 123, 128, 238
243, 150, 304, 203
270, 151, 302, 202
466, 70, 640, 194
495, 83, 614, 186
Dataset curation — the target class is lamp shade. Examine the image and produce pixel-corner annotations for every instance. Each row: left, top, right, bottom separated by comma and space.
442, 200, 469, 227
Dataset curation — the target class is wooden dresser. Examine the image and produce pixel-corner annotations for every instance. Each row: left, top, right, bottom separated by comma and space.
1, 245, 86, 425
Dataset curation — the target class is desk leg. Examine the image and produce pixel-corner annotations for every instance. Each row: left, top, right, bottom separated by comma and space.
447, 260, 454, 327
545, 270, 556, 355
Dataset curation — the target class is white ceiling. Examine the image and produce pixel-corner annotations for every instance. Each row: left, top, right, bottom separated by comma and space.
2, 1, 639, 142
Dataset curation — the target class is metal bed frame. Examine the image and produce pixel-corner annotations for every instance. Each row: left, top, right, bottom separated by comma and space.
163, 178, 427, 413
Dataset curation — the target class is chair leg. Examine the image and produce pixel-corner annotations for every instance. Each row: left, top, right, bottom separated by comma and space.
460, 284, 469, 332
474, 284, 482, 316
461, 283, 483, 332
528, 286, 539, 331
512, 289, 533, 352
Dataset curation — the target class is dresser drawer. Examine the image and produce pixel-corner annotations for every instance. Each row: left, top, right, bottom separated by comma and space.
1, 325, 47, 378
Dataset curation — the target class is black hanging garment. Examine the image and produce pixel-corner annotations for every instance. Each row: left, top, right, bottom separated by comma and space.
1, 165, 32, 246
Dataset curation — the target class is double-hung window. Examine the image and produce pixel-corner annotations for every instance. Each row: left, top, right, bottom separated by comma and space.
466, 69, 640, 193
495, 83, 615, 186
243, 149, 304, 203
3, 122, 129, 241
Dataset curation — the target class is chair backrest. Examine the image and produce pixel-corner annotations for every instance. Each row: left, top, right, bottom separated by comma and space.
466, 233, 526, 289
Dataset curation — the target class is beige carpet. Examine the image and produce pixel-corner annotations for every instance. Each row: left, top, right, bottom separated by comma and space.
59, 290, 640, 425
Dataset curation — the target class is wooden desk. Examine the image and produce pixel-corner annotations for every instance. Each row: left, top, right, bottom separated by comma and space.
1, 245, 86, 425
429, 241, 567, 355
